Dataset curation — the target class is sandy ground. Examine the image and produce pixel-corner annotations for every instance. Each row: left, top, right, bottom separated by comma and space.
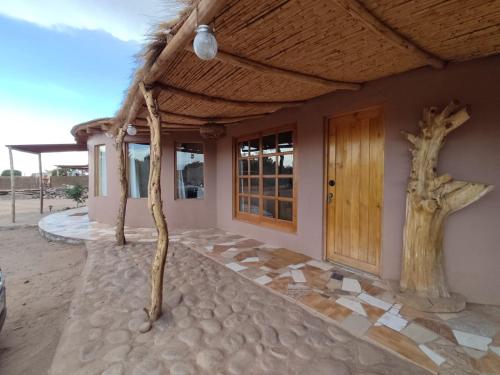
0, 195, 78, 226
0, 228, 85, 375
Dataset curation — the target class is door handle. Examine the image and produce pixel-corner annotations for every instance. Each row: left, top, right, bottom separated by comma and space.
327, 192, 334, 204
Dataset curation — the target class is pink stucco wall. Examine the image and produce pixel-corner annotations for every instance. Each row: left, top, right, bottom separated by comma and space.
216, 55, 500, 305
87, 132, 217, 230
87, 55, 500, 305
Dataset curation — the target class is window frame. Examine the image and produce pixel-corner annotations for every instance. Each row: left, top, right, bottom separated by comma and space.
233, 124, 297, 232
126, 142, 151, 199
174, 142, 206, 200
94, 144, 107, 197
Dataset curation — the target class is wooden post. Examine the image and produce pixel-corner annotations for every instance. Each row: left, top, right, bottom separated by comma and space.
140, 82, 169, 325
8, 147, 15, 223
115, 126, 128, 245
399, 101, 493, 310
38, 153, 43, 214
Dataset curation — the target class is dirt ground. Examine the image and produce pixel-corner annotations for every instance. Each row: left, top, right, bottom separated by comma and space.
0, 228, 85, 375
0, 195, 77, 226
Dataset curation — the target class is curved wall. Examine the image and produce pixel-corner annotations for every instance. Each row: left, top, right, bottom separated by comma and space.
87, 132, 217, 230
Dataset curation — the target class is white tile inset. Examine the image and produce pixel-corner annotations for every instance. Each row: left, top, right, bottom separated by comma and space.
289, 263, 305, 270
254, 275, 273, 285
225, 262, 248, 272
342, 278, 362, 293
358, 292, 392, 311
453, 330, 492, 352
241, 257, 260, 263
377, 312, 408, 332
291, 270, 306, 283
419, 345, 446, 366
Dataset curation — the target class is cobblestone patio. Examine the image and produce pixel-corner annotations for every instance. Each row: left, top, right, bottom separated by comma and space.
42, 209, 500, 374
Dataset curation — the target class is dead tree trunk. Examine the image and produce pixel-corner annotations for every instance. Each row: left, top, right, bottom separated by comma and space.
140, 82, 169, 323
115, 126, 128, 245
400, 101, 493, 300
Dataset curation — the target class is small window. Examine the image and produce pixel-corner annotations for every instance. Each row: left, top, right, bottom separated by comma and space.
175, 143, 204, 199
95, 145, 107, 196
235, 127, 296, 231
128, 143, 150, 198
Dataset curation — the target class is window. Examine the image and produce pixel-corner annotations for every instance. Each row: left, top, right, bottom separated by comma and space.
175, 143, 205, 199
235, 127, 296, 231
95, 145, 107, 196
128, 143, 150, 198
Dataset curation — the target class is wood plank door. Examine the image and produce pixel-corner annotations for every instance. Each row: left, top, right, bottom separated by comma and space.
326, 107, 384, 274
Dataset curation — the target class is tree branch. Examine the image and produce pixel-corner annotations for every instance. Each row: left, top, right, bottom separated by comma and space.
442, 180, 493, 213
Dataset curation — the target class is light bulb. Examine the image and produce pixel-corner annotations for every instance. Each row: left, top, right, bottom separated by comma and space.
193, 25, 218, 61
126, 124, 137, 136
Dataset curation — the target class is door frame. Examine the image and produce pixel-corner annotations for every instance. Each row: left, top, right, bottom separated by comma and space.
322, 105, 385, 275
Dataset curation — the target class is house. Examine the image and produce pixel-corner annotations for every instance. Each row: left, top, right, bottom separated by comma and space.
71, 0, 500, 306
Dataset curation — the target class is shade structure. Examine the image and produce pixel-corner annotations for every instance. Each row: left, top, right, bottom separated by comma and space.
105, 0, 500, 136
6, 143, 87, 154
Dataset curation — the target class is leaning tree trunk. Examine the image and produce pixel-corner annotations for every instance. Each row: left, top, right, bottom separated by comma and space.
115, 126, 128, 245
400, 101, 493, 299
140, 82, 169, 324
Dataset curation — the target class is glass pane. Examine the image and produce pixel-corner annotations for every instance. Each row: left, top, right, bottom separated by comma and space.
239, 178, 248, 194
278, 131, 293, 152
128, 143, 150, 198
262, 134, 276, 154
97, 145, 107, 196
263, 199, 275, 218
250, 178, 259, 194
263, 178, 275, 196
175, 143, 204, 199
239, 141, 249, 157
249, 158, 259, 175
238, 159, 248, 175
262, 156, 276, 175
278, 178, 293, 197
278, 200, 293, 221
250, 197, 260, 215
278, 154, 293, 175
249, 138, 260, 156
239, 196, 248, 212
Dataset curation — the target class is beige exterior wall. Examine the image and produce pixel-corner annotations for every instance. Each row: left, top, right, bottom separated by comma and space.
87, 55, 500, 305
87, 132, 217, 230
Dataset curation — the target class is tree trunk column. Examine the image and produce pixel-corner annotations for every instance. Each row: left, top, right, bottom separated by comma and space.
115, 126, 128, 245
38, 153, 43, 214
140, 82, 169, 324
9, 147, 15, 223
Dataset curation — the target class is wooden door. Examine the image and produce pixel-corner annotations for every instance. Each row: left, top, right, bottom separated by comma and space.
326, 107, 384, 274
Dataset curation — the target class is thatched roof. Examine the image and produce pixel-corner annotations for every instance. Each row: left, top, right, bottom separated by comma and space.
71, 118, 114, 142
92, 0, 500, 137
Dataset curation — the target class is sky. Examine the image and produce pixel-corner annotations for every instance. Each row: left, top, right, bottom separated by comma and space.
0, 0, 183, 175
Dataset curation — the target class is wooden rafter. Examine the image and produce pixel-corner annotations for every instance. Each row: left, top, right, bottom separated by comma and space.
185, 46, 361, 91
331, 0, 445, 69
155, 83, 306, 109
158, 110, 271, 124
111, 0, 229, 134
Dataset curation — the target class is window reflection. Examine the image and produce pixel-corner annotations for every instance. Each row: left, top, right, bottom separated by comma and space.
176, 143, 204, 199
96, 145, 107, 197
128, 143, 150, 198
278, 154, 293, 174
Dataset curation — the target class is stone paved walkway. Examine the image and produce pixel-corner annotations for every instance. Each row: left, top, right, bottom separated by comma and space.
49, 240, 428, 375
42, 209, 500, 374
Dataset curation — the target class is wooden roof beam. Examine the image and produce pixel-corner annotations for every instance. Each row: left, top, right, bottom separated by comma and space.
185, 46, 361, 91
159, 110, 272, 124
155, 83, 305, 110
332, 0, 445, 69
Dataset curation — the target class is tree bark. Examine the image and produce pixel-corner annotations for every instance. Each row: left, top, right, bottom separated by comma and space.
115, 126, 128, 245
38, 153, 43, 214
9, 147, 15, 223
140, 82, 169, 323
400, 101, 493, 298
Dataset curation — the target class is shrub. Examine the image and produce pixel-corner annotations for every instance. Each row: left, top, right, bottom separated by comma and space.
1, 169, 21, 176
64, 184, 87, 207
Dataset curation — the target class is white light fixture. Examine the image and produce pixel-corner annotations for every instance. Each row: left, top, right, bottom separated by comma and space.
193, 25, 218, 60
126, 124, 137, 136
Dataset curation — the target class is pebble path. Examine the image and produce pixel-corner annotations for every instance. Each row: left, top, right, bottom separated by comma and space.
49, 240, 429, 375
